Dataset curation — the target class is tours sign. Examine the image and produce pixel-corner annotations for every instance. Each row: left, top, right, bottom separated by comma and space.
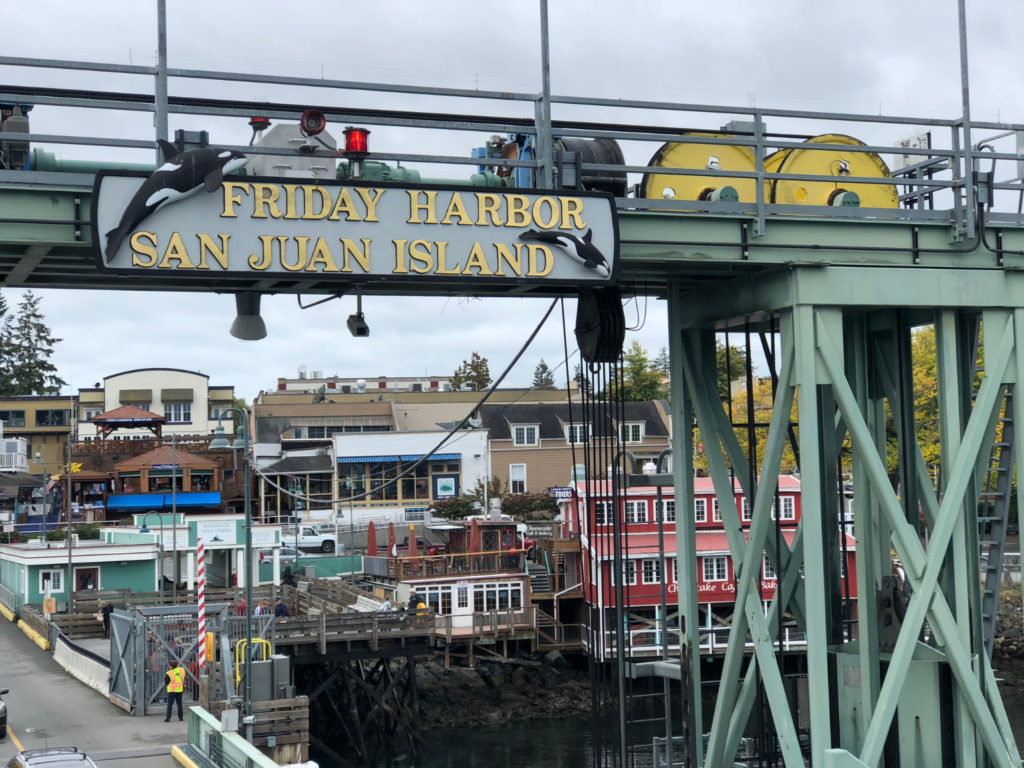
91, 143, 619, 286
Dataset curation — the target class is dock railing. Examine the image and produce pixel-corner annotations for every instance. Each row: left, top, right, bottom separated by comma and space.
382, 549, 525, 581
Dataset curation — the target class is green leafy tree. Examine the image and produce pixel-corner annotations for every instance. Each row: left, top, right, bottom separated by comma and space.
532, 359, 557, 390
716, 339, 748, 400
429, 496, 476, 521
11, 291, 65, 395
233, 396, 249, 433
500, 491, 559, 520
608, 340, 664, 402
451, 352, 491, 390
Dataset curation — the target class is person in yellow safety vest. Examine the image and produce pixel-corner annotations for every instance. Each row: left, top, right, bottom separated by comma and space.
164, 659, 186, 722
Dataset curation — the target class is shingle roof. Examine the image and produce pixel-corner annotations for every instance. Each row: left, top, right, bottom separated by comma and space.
478, 401, 669, 441
114, 446, 219, 470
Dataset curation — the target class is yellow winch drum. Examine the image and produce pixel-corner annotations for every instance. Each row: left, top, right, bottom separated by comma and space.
765, 134, 898, 209
641, 132, 899, 210
641, 133, 756, 203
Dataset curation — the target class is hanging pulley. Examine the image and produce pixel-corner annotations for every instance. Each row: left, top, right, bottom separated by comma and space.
575, 288, 626, 364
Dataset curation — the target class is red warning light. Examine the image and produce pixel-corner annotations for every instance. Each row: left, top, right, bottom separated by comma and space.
344, 126, 370, 157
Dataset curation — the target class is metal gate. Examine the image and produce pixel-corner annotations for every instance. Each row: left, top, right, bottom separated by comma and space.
108, 609, 141, 714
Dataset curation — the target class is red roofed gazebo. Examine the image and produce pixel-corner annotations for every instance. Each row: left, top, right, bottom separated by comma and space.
90, 404, 165, 441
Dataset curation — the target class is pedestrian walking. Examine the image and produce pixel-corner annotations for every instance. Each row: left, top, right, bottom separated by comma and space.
236, 596, 247, 617
164, 659, 186, 722
381, 597, 392, 611
99, 601, 113, 639
274, 597, 289, 617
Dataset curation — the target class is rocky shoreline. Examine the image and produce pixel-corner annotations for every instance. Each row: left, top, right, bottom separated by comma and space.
415, 650, 591, 730
992, 589, 1024, 694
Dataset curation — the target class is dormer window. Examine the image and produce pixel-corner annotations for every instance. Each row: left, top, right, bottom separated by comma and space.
513, 425, 539, 447
620, 423, 644, 443
566, 423, 590, 444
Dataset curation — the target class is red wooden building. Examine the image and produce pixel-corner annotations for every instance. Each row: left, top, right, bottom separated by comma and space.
559, 476, 858, 658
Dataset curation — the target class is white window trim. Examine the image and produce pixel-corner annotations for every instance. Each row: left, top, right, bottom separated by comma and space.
625, 500, 648, 523
694, 498, 707, 523
657, 499, 676, 523
741, 497, 751, 522
641, 558, 661, 584
565, 423, 590, 445
39, 568, 64, 594
781, 496, 795, 521
620, 422, 645, 443
713, 498, 721, 522
702, 555, 728, 582
762, 554, 776, 580
73, 566, 101, 591
512, 424, 539, 447
509, 463, 527, 494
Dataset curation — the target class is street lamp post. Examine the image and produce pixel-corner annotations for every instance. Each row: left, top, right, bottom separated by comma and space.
210, 409, 254, 740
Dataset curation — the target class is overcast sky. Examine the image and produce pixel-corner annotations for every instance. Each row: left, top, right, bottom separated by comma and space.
4, 1, 1023, 401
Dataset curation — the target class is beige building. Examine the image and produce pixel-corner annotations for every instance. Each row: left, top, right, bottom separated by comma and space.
480, 401, 672, 494
0, 394, 77, 475
78, 368, 235, 441
253, 387, 576, 433
275, 370, 456, 394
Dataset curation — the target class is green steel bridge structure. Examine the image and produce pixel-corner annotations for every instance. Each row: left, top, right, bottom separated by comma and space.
3, 2, 1024, 766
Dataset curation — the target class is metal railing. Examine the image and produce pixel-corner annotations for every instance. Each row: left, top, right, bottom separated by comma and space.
0, 582, 17, 614
2, 4, 1022, 244
385, 550, 525, 580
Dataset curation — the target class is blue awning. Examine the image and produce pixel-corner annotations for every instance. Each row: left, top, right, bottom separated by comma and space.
337, 455, 399, 463
106, 494, 165, 510
166, 492, 221, 507
400, 453, 462, 462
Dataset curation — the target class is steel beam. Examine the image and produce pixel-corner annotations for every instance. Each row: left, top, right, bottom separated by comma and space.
668, 281, 702, 766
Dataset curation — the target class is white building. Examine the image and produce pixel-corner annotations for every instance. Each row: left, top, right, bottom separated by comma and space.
253, 427, 489, 524
78, 368, 235, 441
274, 369, 456, 395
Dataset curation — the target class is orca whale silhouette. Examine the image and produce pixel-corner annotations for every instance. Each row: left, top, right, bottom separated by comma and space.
518, 228, 610, 278
104, 140, 248, 263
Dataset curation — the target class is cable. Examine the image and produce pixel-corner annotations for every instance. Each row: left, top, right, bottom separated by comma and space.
250, 297, 560, 506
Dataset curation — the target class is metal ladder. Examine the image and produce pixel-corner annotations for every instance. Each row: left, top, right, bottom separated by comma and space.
979, 389, 1015, 659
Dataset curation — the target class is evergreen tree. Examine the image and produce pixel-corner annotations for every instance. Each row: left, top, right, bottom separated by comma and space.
11, 291, 66, 395
573, 362, 591, 396
450, 352, 491, 390
652, 346, 670, 375
0, 293, 15, 396
531, 359, 557, 390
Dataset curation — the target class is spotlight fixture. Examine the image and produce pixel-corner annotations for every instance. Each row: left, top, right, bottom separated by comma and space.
347, 290, 370, 338
229, 292, 267, 341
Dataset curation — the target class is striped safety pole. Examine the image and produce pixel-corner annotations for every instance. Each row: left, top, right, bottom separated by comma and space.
197, 539, 206, 671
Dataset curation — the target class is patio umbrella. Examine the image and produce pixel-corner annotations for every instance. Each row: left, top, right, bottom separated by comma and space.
407, 524, 418, 558
469, 518, 481, 553
387, 522, 397, 557
366, 520, 378, 557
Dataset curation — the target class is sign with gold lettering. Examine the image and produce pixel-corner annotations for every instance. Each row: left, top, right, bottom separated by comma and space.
91, 158, 619, 286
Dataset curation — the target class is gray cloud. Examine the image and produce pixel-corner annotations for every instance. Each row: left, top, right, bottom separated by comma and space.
3, 0, 1018, 399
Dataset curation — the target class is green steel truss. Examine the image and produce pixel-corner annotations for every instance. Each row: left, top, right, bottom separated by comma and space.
669, 266, 1024, 768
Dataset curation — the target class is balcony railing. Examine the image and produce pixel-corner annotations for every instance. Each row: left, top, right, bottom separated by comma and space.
382, 550, 526, 581
62, 434, 226, 461
0, 452, 28, 473
435, 605, 536, 642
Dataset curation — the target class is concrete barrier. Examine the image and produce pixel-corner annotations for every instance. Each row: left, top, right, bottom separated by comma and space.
18, 619, 50, 650
53, 633, 110, 698
0, 602, 15, 622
